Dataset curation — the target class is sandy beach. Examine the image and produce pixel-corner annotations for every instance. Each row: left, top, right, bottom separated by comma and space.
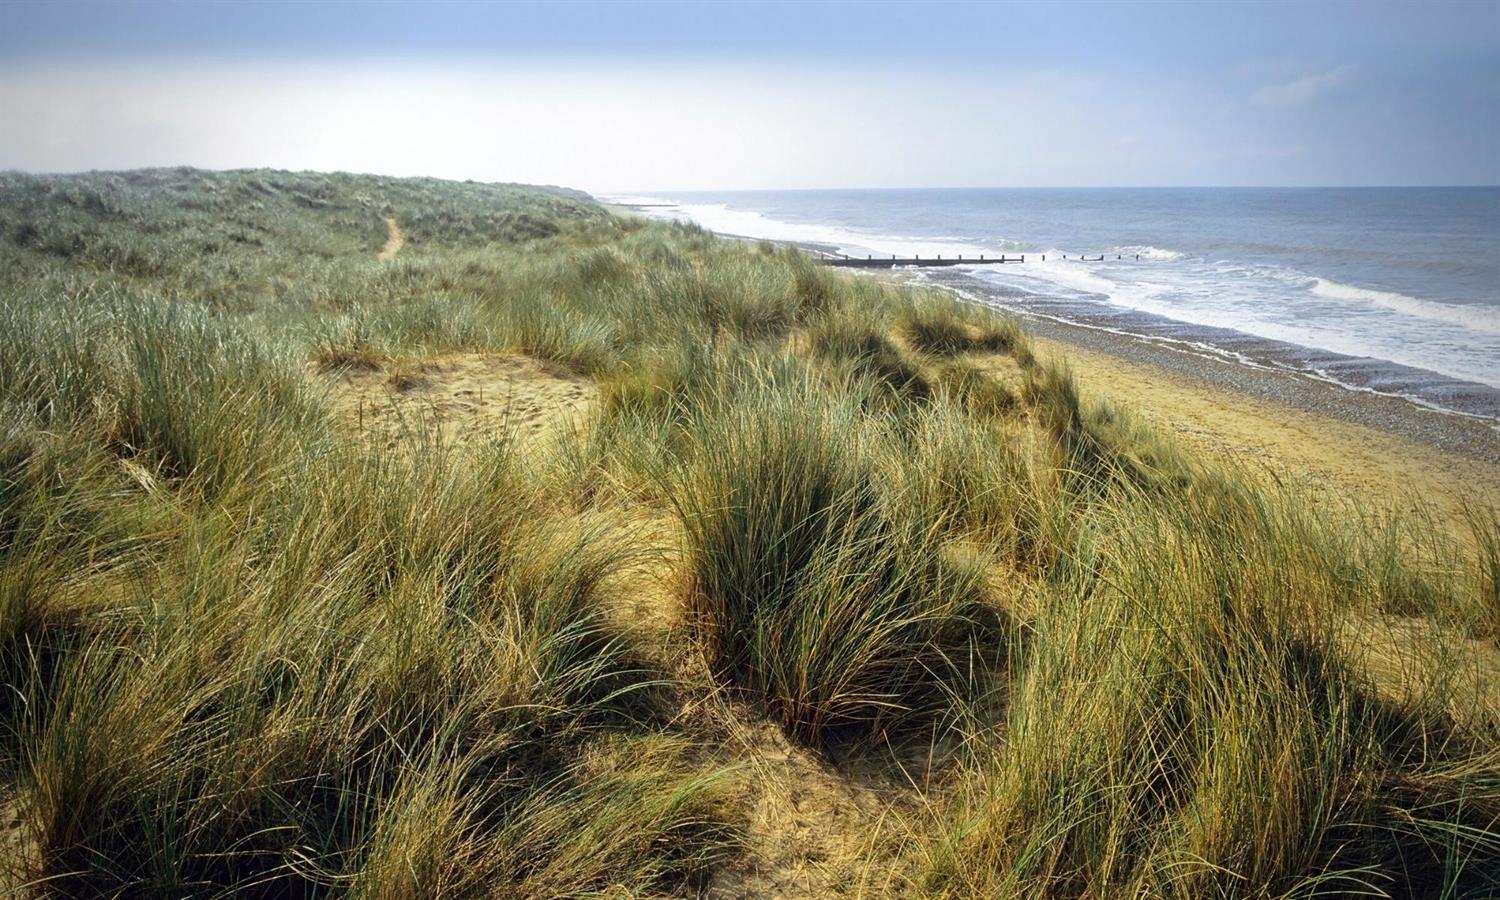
839, 263, 1500, 524
1024, 317, 1500, 522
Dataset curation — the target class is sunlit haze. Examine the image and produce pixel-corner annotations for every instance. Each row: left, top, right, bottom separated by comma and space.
2, 0, 1497, 191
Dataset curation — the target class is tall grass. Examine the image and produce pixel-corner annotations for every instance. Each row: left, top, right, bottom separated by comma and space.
921, 476, 1500, 897
669, 364, 1003, 748
901, 296, 1023, 357
17, 439, 737, 896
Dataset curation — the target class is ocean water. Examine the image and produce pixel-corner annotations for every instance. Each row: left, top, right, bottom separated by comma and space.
609, 188, 1500, 421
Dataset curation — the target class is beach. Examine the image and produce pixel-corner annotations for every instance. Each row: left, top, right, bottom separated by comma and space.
1025, 316, 1500, 519
894, 266, 1500, 521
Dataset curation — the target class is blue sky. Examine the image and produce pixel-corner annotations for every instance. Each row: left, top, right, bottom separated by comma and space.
1, 0, 1496, 189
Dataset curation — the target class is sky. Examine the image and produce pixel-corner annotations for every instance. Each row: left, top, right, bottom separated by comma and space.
1, 0, 1497, 191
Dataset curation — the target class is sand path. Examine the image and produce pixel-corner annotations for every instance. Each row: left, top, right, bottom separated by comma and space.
377, 216, 405, 260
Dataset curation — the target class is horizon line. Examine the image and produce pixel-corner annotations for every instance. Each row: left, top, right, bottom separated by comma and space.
4, 166, 1497, 193
612, 183, 1500, 193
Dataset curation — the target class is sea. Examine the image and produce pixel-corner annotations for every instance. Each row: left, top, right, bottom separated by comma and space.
606, 188, 1500, 423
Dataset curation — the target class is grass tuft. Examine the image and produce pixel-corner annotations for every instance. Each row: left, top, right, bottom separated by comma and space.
672, 370, 1003, 747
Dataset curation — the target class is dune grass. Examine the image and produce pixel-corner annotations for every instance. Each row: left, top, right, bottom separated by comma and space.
667, 362, 1004, 748
921, 478, 1500, 897
0, 168, 1495, 897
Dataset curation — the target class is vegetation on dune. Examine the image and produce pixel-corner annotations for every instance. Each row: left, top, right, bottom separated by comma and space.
925, 480, 1500, 896
0, 168, 1495, 896
670, 364, 1003, 747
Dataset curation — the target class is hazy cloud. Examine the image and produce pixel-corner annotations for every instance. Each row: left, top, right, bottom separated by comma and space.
1251, 65, 1358, 108
1, 55, 1491, 190
0, 60, 1220, 191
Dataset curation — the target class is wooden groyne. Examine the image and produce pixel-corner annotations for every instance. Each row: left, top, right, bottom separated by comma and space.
606, 204, 1143, 268
818, 252, 1136, 268
822, 254, 1023, 268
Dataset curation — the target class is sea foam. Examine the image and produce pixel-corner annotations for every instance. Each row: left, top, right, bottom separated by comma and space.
1310, 278, 1500, 334
1111, 244, 1185, 261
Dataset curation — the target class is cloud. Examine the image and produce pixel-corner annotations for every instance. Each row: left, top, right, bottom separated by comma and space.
2, 55, 1491, 188
1251, 64, 1358, 108
0, 59, 1211, 190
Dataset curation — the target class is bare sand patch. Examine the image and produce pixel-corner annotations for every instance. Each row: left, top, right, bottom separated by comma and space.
318, 351, 594, 449
706, 716, 909, 899
0, 788, 30, 896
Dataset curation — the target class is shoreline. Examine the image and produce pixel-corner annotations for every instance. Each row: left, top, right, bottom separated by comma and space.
608, 200, 1500, 428
986, 299, 1500, 522
858, 267, 1500, 520
922, 267, 1500, 427
1023, 320, 1500, 522
847, 253, 1499, 460
993, 299, 1500, 465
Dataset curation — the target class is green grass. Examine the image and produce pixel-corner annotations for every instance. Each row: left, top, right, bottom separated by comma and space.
901, 296, 1023, 356
0, 168, 1495, 897
668, 361, 1003, 747
922, 480, 1500, 897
